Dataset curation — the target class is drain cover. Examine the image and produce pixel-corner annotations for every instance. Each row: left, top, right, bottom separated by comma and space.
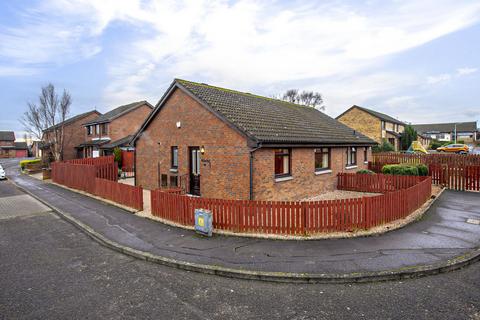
466, 218, 480, 225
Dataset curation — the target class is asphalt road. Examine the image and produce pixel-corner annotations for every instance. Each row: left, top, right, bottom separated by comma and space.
1, 159, 480, 319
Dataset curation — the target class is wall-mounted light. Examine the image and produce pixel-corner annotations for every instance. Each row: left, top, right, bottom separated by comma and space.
200, 145, 205, 154
176, 121, 181, 128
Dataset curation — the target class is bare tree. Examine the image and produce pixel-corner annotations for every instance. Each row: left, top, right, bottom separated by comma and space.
21, 83, 72, 161
275, 89, 325, 111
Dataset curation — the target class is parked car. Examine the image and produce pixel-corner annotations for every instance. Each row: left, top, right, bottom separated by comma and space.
0, 168, 6, 180
436, 144, 469, 154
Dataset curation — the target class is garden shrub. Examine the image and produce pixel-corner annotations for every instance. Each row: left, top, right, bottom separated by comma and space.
19, 159, 41, 170
417, 164, 429, 176
372, 140, 395, 153
356, 169, 375, 174
429, 140, 443, 150
381, 164, 422, 176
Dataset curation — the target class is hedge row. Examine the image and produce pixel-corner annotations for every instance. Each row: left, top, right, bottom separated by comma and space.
381, 163, 429, 176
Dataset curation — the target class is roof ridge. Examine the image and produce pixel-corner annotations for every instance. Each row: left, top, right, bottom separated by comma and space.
414, 121, 477, 125
175, 78, 314, 110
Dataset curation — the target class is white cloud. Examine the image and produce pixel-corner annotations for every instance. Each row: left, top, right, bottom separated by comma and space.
426, 66, 478, 85
427, 73, 452, 84
2, 0, 480, 110
456, 67, 477, 76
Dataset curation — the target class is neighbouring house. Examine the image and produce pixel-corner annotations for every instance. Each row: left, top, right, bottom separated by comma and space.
336, 105, 405, 151
0, 132, 30, 158
30, 140, 43, 158
132, 79, 376, 201
412, 121, 478, 143
41, 110, 101, 161
0, 131, 16, 158
76, 101, 153, 158
14, 142, 28, 158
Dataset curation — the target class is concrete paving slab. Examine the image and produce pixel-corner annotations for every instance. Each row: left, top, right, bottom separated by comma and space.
0, 194, 51, 220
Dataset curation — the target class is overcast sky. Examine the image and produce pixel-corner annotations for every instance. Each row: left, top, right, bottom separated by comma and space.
1, 0, 479, 138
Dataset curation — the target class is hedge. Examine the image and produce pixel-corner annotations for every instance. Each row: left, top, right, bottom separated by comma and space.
19, 159, 41, 170
381, 163, 429, 176
356, 169, 375, 175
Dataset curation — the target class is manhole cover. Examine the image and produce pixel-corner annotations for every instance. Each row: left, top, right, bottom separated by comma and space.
466, 218, 480, 225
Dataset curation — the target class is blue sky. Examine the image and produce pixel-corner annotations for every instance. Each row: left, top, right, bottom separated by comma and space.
1, 0, 479, 139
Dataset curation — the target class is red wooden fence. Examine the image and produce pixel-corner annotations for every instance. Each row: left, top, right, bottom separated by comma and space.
94, 178, 143, 210
151, 176, 432, 236
66, 155, 115, 165
368, 153, 480, 192
51, 160, 143, 210
51, 162, 96, 194
371, 153, 480, 166
337, 173, 426, 193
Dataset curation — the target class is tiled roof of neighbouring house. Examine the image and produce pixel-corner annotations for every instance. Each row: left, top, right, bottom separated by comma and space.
44, 110, 101, 132
76, 139, 110, 148
14, 142, 28, 150
337, 105, 405, 125
84, 101, 153, 126
0, 131, 15, 141
163, 79, 375, 145
100, 135, 134, 149
412, 122, 478, 134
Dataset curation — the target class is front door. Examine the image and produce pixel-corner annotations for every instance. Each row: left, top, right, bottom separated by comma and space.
189, 147, 201, 196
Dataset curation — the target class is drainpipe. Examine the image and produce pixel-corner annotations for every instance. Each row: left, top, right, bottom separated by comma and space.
249, 143, 262, 200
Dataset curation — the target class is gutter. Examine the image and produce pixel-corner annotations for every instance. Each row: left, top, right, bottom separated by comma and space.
249, 143, 262, 200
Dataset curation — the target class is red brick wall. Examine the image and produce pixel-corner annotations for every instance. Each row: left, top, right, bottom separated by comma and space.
84, 104, 153, 143
62, 112, 100, 160
252, 147, 371, 201
108, 104, 152, 141
135, 88, 251, 200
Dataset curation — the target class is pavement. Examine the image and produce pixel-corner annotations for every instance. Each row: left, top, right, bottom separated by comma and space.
2, 158, 480, 283
2, 183, 479, 319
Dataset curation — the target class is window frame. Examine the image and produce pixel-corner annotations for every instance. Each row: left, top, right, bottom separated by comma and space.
171, 146, 178, 169
274, 148, 291, 178
314, 148, 330, 172
101, 123, 108, 135
381, 121, 386, 130
87, 126, 92, 136
346, 147, 357, 166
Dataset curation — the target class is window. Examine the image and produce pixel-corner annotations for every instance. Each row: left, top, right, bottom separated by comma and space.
161, 174, 168, 187
364, 147, 368, 162
314, 148, 330, 171
95, 124, 100, 135
101, 123, 108, 135
274, 148, 291, 177
346, 147, 357, 166
87, 126, 92, 135
171, 146, 178, 169
170, 175, 178, 187
381, 121, 386, 130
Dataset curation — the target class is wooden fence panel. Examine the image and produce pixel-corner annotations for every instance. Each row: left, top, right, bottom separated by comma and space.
150, 176, 432, 236
94, 178, 143, 210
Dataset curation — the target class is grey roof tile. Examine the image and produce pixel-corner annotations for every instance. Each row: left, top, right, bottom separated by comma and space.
0, 131, 15, 141
176, 79, 375, 145
412, 122, 477, 133
84, 101, 153, 125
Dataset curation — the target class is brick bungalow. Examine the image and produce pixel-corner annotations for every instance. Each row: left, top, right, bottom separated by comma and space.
0, 131, 16, 158
77, 101, 153, 158
132, 79, 376, 201
336, 105, 405, 151
41, 110, 101, 161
